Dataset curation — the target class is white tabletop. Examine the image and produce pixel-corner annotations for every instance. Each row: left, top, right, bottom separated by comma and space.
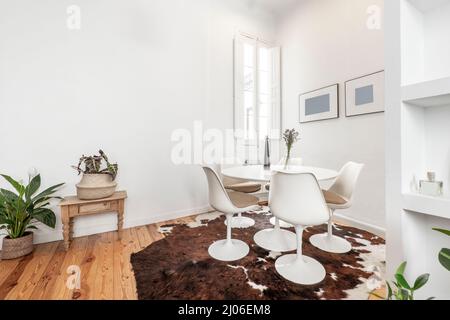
222, 165, 338, 183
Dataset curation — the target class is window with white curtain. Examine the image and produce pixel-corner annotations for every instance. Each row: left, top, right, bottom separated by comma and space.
234, 32, 281, 164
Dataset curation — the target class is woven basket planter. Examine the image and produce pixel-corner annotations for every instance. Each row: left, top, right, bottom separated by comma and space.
1, 232, 34, 260
76, 173, 117, 200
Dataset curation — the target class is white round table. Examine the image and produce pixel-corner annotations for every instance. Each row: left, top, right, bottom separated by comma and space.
222, 164, 339, 252
222, 164, 338, 183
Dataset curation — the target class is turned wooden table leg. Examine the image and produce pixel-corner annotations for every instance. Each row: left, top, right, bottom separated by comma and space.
61, 206, 71, 251
117, 199, 124, 240
69, 218, 75, 241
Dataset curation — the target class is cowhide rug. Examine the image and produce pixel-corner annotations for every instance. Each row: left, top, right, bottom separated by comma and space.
130, 209, 385, 300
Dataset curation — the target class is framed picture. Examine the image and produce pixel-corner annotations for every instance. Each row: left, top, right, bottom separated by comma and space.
345, 70, 385, 117
299, 84, 339, 123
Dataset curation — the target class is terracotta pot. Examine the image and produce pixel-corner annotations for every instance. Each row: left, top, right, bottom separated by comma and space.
1, 232, 34, 260
76, 174, 117, 200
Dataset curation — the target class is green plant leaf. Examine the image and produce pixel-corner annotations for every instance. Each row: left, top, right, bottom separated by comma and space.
25, 174, 41, 199
395, 274, 411, 290
1, 173, 62, 238
438, 248, 450, 271
34, 201, 50, 209
386, 282, 393, 300
32, 183, 64, 203
32, 196, 62, 211
433, 228, 450, 237
0, 188, 19, 202
32, 208, 56, 228
413, 273, 430, 290
0, 174, 24, 194
396, 261, 407, 276
1, 218, 15, 225
399, 288, 410, 300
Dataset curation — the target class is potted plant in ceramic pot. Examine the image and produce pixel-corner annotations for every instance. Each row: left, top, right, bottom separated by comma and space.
72, 150, 118, 200
0, 173, 64, 260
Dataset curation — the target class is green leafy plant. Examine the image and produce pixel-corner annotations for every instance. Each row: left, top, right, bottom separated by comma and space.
0, 173, 64, 239
282, 129, 300, 167
433, 228, 450, 271
72, 149, 118, 180
372, 262, 432, 300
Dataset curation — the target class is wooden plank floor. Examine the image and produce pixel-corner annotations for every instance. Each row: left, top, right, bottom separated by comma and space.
0, 215, 385, 300
0, 216, 195, 300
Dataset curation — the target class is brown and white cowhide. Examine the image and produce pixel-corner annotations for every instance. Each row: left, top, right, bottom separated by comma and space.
130, 209, 385, 300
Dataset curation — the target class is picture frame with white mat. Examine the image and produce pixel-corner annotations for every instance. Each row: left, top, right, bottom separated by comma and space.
345, 70, 385, 117
299, 84, 339, 123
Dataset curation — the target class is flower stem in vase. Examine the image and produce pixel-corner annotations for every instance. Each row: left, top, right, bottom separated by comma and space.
284, 150, 291, 169
282, 128, 300, 170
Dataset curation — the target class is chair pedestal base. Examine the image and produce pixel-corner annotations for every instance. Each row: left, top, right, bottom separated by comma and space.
269, 217, 293, 229
225, 216, 255, 229
208, 239, 249, 262
253, 228, 297, 252
309, 233, 352, 254
275, 254, 326, 285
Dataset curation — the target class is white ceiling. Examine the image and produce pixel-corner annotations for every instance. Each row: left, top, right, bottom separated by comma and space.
408, 0, 450, 13
247, 0, 303, 19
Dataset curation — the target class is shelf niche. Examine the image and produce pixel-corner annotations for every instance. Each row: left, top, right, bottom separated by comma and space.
401, 0, 450, 215
402, 102, 450, 200
401, 0, 450, 86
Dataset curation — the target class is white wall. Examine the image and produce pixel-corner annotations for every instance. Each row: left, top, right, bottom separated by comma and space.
425, 106, 450, 197
386, 0, 450, 299
384, 0, 403, 278
0, 0, 275, 248
401, 0, 450, 84
424, 1, 450, 82
277, 0, 386, 231
402, 105, 450, 299
0, 0, 388, 248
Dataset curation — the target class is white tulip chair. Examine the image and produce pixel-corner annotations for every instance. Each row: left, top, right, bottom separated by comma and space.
220, 159, 260, 229
270, 171, 330, 285
268, 157, 304, 228
254, 164, 309, 252
208, 159, 259, 229
309, 162, 364, 254
202, 166, 259, 262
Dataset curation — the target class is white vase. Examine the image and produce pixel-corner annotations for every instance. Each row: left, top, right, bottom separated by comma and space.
76, 174, 117, 200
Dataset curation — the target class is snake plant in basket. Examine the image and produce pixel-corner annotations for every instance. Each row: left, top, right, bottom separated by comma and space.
72, 150, 118, 200
0, 173, 64, 260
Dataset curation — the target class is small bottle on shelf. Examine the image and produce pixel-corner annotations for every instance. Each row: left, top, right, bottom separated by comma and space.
419, 171, 443, 197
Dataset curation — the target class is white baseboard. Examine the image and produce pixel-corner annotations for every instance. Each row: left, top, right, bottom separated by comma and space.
123, 205, 212, 230
333, 213, 386, 238
1, 206, 385, 250
1, 205, 212, 249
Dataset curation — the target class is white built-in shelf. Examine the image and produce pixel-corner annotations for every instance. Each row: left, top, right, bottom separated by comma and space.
403, 193, 450, 219
402, 77, 450, 107
408, 0, 450, 13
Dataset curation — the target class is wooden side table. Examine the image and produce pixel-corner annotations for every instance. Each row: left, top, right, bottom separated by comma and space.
59, 191, 127, 251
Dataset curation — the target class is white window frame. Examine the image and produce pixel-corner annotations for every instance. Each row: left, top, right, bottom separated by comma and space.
234, 32, 281, 164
